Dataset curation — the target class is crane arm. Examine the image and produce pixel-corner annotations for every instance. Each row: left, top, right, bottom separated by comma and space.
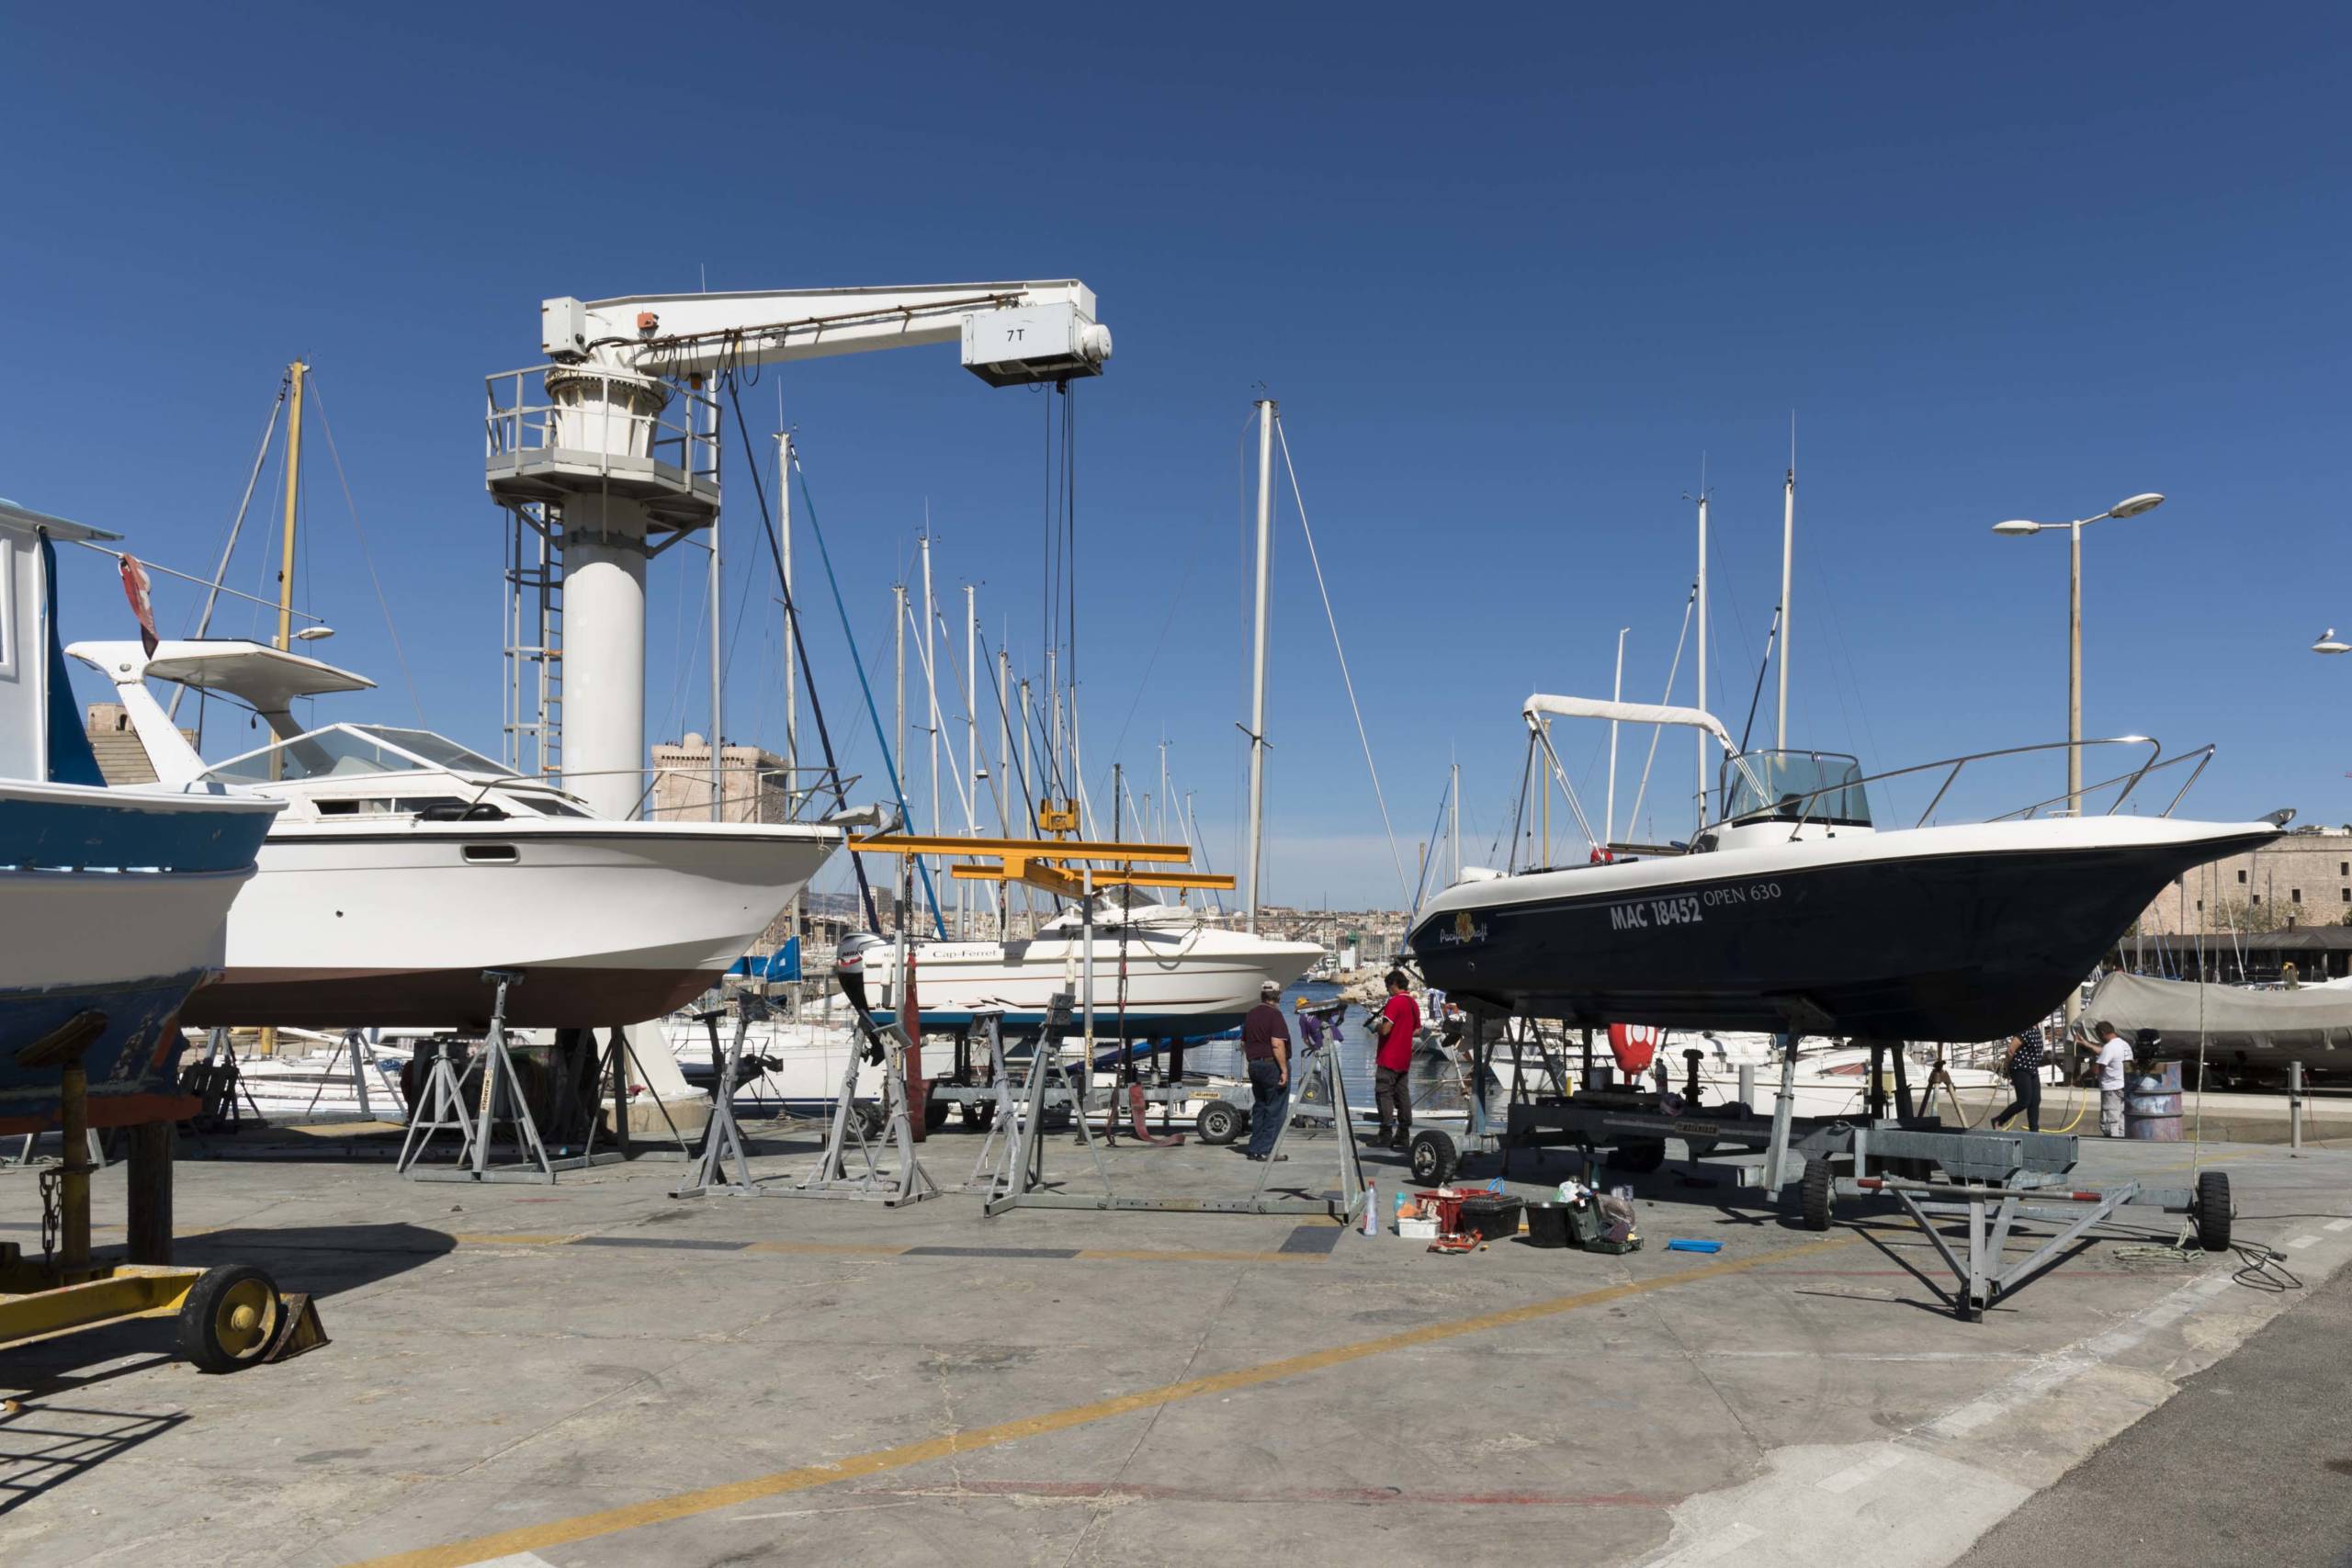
543, 279, 1111, 387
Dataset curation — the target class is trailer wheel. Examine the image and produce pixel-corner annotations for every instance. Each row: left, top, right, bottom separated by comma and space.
961, 1100, 997, 1132
923, 1098, 953, 1134
1409, 1128, 1458, 1187
1799, 1158, 1835, 1232
2195, 1170, 2233, 1253
851, 1101, 886, 1141
1194, 1100, 1244, 1145
177, 1264, 282, 1373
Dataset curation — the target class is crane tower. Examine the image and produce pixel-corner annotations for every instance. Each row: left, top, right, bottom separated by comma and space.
485, 281, 1110, 819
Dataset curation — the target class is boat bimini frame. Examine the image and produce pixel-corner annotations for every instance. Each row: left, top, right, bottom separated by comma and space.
1517, 693, 2231, 865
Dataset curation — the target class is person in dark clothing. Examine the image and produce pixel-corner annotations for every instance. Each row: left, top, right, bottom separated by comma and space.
1991, 1024, 2045, 1132
1239, 981, 1291, 1161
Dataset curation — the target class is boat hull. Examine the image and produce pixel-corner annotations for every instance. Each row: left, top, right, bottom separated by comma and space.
184, 823, 839, 1029
0, 968, 212, 1117
1, 781, 277, 1119
1412, 825, 2280, 1041
843, 930, 1323, 1041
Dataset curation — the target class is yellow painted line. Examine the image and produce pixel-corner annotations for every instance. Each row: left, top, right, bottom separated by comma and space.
347, 1232, 1864, 1568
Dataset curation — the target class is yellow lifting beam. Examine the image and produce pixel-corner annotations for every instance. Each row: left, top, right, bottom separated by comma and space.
848, 832, 1236, 899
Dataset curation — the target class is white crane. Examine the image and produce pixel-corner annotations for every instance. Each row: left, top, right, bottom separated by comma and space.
488, 280, 1111, 819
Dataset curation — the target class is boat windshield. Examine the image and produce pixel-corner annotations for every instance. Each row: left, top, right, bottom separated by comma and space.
1721, 750, 1871, 827
203, 723, 517, 786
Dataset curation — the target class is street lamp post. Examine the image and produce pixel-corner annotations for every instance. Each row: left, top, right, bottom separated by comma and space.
1991, 492, 2166, 816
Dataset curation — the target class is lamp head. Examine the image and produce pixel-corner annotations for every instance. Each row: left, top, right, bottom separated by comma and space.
1991, 520, 2042, 536
2108, 491, 2165, 519
293, 625, 334, 642
2314, 628, 2349, 656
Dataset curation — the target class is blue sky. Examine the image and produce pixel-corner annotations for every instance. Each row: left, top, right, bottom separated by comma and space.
6, 4, 2346, 909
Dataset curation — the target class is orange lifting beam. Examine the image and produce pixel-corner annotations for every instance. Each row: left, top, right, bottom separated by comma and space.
848, 833, 1235, 899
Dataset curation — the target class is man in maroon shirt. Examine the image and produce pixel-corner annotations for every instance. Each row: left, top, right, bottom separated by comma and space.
1370, 969, 1421, 1150
1238, 980, 1291, 1161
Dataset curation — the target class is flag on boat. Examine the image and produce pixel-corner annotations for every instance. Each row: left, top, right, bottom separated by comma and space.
117, 552, 158, 655
728, 938, 801, 984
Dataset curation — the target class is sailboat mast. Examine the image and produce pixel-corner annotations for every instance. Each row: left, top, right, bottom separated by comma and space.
778, 432, 797, 811
1777, 452, 1795, 751
275, 360, 307, 653
1246, 399, 1276, 933
894, 581, 908, 911
1695, 491, 1710, 829
1608, 626, 1627, 843
1450, 760, 1461, 882
965, 582, 980, 937
920, 533, 940, 923
1004, 655, 1022, 927
708, 437, 723, 822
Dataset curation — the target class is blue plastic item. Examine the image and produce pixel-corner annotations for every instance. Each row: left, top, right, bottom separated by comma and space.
1665, 1238, 1724, 1254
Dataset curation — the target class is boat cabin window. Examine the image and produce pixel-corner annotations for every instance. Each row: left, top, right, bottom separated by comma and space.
358, 727, 510, 775
202, 723, 520, 787
314, 795, 472, 817
1721, 750, 1871, 828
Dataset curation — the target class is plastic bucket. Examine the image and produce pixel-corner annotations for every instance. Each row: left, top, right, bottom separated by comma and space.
1524, 1201, 1573, 1248
2126, 1060, 2185, 1142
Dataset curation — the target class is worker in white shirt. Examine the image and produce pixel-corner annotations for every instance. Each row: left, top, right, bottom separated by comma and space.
2085, 1021, 2134, 1137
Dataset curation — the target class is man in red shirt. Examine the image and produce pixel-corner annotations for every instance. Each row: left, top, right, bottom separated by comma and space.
1370, 969, 1421, 1151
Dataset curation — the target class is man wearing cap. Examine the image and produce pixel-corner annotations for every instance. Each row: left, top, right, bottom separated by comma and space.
1239, 980, 1292, 1162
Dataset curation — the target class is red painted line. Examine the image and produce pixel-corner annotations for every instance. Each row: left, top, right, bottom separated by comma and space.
859, 1478, 1670, 1507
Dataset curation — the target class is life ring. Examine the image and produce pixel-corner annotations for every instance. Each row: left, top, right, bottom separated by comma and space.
1607, 1022, 1660, 1076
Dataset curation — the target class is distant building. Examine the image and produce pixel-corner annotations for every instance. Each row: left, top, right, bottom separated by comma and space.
82, 702, 194, 786
648, 734, 798, 824
2132, 825, 2352, 938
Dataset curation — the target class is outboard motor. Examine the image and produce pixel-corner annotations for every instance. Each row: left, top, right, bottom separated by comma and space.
834, 931, 887, 1016
833, 931, 895, 1066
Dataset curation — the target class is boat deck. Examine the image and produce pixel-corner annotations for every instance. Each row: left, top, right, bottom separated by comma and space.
3, 1121, 2346, 1566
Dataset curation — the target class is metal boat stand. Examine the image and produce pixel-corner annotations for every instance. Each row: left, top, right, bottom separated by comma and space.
669, 995, 770, 1199
775, 991, 938, 1206
986, 1016, 1370, 1223
578, 1022, 693, 1165
174, 1027, 266, 1137
398, 972, 621, 1184
970, 1003, 1111, 1204
288, 1029, 403, 1122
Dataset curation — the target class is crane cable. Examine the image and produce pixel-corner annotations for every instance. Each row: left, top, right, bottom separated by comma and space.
786, 452, 946, 939
718, 375, 884, 932
1272, 414, 1412, 908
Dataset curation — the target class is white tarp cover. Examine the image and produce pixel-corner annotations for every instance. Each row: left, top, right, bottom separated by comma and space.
2086, 970, 2352, 1055
1522, 694, 1735, 750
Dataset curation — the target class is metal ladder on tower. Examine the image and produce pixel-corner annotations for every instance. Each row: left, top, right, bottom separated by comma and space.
502, 501, 564, 780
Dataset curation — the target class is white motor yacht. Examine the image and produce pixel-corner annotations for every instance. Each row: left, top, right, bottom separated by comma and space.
838, 888, 1323, 1042
70, 638, 841, 1031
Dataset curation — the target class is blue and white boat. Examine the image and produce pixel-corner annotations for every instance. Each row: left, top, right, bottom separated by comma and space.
0, 498, 280, 1128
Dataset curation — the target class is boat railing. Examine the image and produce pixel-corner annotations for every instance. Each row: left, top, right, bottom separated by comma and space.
487, 761, 860, 826
1738, 735, 2213, 839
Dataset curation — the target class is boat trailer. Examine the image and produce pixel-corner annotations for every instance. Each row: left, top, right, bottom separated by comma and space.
1411, 1018, 2229, 1320
3, 1015, 327, 1372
